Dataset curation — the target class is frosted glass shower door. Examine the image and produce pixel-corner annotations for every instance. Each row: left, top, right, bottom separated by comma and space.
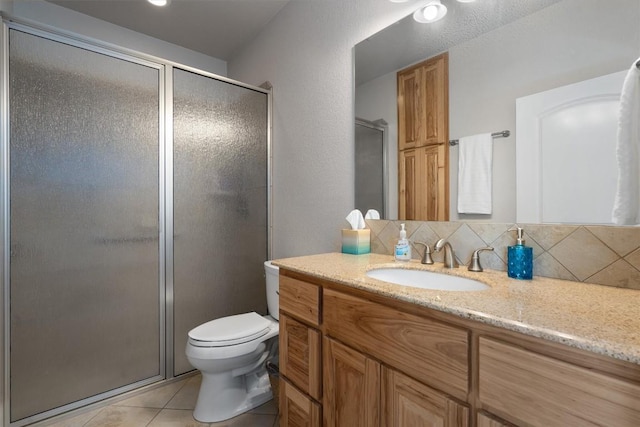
173, 69, 268, 374
8, 30, 161, 422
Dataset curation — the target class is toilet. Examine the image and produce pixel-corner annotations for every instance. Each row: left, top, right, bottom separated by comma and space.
185, 261, 280, 423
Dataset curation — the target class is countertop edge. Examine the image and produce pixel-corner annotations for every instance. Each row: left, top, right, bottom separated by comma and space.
273, 253, 640, 366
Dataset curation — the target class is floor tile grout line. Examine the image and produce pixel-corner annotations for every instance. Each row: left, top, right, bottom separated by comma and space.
162, 377, 193, 409
79, 406, 105, 427
144, 407, 163, 427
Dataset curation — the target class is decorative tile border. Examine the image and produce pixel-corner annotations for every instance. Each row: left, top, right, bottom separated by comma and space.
365, 220, 640, 290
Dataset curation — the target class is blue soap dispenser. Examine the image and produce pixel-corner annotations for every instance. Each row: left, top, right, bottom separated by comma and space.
508, 227, 533, 280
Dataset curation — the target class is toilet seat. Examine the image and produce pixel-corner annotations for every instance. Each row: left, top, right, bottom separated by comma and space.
188, 312, 271, 347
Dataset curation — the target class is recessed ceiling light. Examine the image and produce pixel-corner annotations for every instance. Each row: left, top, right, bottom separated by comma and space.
148, 0, 170, 6
413, 0, 447, 23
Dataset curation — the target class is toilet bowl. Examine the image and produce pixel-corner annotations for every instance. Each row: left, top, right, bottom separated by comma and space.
185, 261, 280, 423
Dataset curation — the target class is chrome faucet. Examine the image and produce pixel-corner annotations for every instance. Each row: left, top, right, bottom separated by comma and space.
434, 238, 458, 268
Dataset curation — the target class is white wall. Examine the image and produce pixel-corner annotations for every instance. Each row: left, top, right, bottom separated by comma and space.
1, 1, 227, 75
448, 0, 640, 222
228, 1, 417, 258
355, 72, 398, 219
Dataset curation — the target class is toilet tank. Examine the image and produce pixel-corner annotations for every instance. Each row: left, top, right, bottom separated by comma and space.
264, 261, 279, 320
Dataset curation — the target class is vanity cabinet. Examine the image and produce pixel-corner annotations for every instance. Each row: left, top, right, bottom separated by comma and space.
278, 268, 640, 427
397, 53, 449, 221
279, 270, 470, 427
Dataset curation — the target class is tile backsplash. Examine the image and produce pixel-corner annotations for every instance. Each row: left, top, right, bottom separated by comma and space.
366, 220, 640, 290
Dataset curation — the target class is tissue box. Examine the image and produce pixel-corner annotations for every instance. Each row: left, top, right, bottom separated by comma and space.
341, 229, 370, 255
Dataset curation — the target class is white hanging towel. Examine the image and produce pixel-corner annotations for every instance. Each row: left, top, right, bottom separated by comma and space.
612, 60, 640, 225
457, 133, 493, 214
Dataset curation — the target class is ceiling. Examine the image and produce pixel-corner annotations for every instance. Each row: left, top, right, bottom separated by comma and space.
48, 0, 290, 61
355, 0, 562, 86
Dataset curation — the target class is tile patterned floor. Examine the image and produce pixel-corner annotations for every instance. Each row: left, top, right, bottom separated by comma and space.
40, 375, 279, 427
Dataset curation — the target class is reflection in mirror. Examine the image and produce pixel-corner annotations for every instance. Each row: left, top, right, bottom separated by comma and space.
355, 0, 640, 224
355, 118, 388, 218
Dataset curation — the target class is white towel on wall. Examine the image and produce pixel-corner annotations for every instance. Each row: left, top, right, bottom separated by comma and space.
457, 133, 493, 214
612, 60, 640, 225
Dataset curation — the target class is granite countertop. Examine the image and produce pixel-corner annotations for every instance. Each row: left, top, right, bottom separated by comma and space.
272, 252, 640, 365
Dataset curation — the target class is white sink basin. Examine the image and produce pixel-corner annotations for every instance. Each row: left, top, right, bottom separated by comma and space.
366, 268, 489, 291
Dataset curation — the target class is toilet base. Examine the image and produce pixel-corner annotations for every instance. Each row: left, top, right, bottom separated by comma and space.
193, 367, 274, 423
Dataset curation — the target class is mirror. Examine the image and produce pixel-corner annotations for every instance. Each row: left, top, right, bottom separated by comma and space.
355, 0, 640, 223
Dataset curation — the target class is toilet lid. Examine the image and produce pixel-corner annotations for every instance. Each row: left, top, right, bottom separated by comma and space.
188, 312, 271, 347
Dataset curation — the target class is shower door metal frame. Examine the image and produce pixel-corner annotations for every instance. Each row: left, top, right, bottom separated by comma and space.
0, 14, 272, 426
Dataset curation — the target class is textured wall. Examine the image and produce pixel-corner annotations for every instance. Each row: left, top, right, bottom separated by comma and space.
228, 0, 417, 258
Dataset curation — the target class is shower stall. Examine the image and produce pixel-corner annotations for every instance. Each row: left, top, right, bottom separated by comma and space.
1, 20, 270, 426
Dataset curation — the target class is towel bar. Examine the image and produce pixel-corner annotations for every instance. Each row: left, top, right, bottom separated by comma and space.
449, 130, 510, 146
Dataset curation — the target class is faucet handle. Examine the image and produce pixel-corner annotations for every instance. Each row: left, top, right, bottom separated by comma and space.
468, 247, 494, 272
414, 242, 434, 265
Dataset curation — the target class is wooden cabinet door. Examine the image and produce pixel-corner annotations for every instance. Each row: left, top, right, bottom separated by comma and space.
398, 53, 449, 221
399, 146, 448, 221
398, 67, 422, 151
383, 367, 469, 427
324, 337, 381, 427
281, 379, 321, 427
417, 144, 448, 221
399, 149, 418, 220
398, 53, 448, 150
279, 313, 322, 400
422, 55, 447, 147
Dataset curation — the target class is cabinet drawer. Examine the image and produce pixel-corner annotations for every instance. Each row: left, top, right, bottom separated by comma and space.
323, 289, 469, 401
280, 379, 321, 427
478, 337, 640, 427
279, 275, 321, 326
279, 313, 321, 400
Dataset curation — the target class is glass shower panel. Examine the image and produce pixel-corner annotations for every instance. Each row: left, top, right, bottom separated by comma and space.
9, 30, 160, 422
173, 69, 268, 375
